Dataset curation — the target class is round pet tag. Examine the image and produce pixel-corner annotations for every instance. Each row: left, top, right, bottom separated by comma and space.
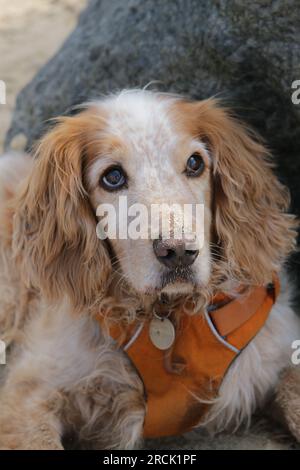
149, 317, 175, 350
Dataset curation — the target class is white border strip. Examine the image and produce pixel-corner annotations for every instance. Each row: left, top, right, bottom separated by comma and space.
204, 309, 240, 354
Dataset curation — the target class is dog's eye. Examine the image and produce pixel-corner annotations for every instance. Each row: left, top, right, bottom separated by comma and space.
101, 166, 127, 191
185, 154, 205, 177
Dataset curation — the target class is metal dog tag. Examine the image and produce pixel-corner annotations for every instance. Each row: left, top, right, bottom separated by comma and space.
149, 317, 175, 350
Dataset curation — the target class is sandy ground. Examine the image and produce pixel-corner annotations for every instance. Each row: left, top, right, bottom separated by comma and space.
0, 0, 87, 151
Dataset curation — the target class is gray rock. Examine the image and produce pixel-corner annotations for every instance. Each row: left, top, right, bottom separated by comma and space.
6, 0, 300, 279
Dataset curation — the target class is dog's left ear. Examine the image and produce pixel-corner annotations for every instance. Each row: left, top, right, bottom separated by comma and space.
190, 99, 297, 284
13, 111, 111, 313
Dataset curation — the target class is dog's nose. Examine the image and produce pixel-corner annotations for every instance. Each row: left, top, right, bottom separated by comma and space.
153, 238, 199, 269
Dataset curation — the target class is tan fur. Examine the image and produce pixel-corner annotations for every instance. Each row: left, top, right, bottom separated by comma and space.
13, 114, 111, 314
0, 90, 299, 449
274, 368, 300, 442
172, 99, 297, 288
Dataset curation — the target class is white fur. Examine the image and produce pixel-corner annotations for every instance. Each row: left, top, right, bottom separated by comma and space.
87, 91, 212, 294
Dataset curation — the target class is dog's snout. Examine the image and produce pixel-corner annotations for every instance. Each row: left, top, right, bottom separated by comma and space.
153, 238, 199, 269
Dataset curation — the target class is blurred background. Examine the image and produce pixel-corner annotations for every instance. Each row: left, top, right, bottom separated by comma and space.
0, 0, 86, 150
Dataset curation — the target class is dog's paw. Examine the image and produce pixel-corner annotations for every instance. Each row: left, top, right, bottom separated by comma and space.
276, 368, 300, 442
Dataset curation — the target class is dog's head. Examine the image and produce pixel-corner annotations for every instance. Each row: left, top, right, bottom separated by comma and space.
14, 90, 297, 313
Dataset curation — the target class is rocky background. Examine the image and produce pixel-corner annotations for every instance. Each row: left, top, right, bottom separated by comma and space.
3, 0, 300, 450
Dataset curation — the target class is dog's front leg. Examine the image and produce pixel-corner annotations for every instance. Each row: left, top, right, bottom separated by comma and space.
0, 304, 145, 450
64, 372, 145, 450
0, 381, 64, 450
274, 367, 300, 442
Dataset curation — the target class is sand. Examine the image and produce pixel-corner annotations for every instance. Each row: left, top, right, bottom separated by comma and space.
0, 0, 87, 151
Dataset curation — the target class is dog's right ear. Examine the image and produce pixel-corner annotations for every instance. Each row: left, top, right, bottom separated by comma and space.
13, 112, 111, 313
189, 99, 298, 285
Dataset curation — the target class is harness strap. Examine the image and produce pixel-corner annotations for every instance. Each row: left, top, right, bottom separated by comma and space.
209, 278, 279, 337
96, 276, 280, 438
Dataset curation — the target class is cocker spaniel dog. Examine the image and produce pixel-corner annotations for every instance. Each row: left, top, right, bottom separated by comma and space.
0, 90, 300, 450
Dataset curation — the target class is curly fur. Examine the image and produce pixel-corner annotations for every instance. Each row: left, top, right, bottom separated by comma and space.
0, 90, 299, 449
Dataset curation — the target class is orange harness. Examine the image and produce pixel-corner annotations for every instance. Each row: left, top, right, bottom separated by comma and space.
98, 279, 279, 438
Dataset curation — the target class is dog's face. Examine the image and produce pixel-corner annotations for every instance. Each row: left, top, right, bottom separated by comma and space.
86, 92, 212, 295
15, 90, 296, 312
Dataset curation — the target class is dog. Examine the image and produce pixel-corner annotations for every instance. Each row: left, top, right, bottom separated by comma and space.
0, 90, 300, 449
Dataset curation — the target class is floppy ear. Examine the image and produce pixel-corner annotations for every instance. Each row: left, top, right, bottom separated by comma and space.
193, 99, 297, 285
13, 112, 111, 313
